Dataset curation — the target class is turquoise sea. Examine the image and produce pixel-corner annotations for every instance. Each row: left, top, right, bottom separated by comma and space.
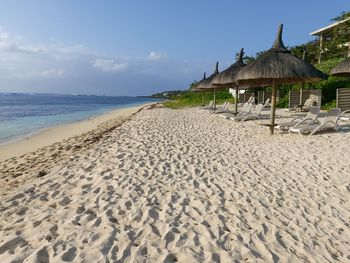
0, 93, 160, 143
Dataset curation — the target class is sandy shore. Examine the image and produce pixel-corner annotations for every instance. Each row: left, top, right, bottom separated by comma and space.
1, 106, 350, 262
0, 104, 153, 161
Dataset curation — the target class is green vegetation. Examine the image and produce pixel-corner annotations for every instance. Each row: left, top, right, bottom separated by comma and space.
159, 11, 350, 109
150, 90, 188, 99
269, 11, 350, 110
163, 90, 235, 109
275, 59, 350, 109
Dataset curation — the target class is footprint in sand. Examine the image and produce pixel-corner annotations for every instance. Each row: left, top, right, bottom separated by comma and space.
222, 232, 236, 251
59, 197, 72, 206
61, 247, 77, 262
164, 253, 178, 263
36, 246, 50, 263
0, 237, 27, 255
164, 230, 176, 249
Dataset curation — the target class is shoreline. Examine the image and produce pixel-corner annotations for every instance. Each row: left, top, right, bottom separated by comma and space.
0, 103, 155, 161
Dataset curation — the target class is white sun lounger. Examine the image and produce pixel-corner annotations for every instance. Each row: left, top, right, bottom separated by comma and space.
210, 101, 226, 112
276, 106, 320, 131
238, 96, 254, 106
212, 102, 230, 114
221, 102, 249, 119
339, 109, 350, 122
230, 103, 253, 121
203, 100, 214, 110
289, 108, 341, 135
264, 98, 270, 107
289, 98, 315, 112
239, 104, 264, 122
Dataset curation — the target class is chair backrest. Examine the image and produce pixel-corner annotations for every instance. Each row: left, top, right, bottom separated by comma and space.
304, 98, 313, 107
241, 102, 248, 112
255, 104, 263, 114
247, 96, 254, 104
305, 106, 320, 120
224, 102, 230, 110
264, 98, 270, 105
322, 108, 341, 124
245, 103, 253, 113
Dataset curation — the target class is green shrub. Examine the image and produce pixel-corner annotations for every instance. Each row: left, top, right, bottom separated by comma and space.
322, 100, 336, 110
314, 76, 350, 105
277, 95, 289, 108
163, 90, 235, 109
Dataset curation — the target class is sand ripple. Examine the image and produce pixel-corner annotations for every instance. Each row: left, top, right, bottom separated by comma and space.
1, 107, 350, 262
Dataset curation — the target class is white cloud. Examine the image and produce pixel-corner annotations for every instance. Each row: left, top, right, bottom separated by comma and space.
91, 58, 128, 72
9, 68, 64, 79
147, 51, 167, 61
0, 26, 203, 95
0, 27, 44, 54
39, 68, 64, 77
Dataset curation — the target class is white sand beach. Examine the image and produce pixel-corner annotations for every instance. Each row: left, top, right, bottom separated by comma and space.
1, 106, 350, 262
0, 105, 149, 161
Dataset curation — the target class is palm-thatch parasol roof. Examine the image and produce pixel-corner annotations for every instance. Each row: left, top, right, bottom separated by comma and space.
210, 48, 246, 114
191, 72, 208, 106
196, 62, 220, 91
212, 48, 246, 87
191, 72, 206, 92
236, 24, 327, 134
195, 62, 221, 108
331, 58, 350, 77
237, 25, 327, 86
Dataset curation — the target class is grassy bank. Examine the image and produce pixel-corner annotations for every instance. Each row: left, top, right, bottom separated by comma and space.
163, 90, 235, 109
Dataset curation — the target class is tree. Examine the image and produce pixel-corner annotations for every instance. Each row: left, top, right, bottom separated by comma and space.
189, 81, 198, 91
290, 40, 319, 64
322, 11, 350, 61
331, 11, 350, 22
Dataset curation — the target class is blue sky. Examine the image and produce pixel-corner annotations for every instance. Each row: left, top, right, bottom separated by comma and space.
0, 1, 348, 96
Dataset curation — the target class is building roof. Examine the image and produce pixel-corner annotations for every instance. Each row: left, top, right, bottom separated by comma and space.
310, 18, 350, 36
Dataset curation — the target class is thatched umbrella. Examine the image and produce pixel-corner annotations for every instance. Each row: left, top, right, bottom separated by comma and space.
300, 50, 307, 106
192, 72, 206, 92
236, 24, 327, 135
212, 48, 246, 114
192, 72, 207, 105
196, 62, 220, 108
331, 58, 350, 77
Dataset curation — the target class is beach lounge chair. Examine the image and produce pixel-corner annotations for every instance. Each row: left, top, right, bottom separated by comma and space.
247, 96, 255, 104
203, 100, 214, 110
214, 102, 227, 111
289, 98, 315, 112
289, 108, 341, 135
239, 104, 264, 121
302, 98, 316, 112
263, 98, 270, 107
339, 109, 350, 122
220, 102, 250, 119
276, 106, 320, 131
238, 96, 254, 106
229, 103, 253, 121
212, 102, 230, 114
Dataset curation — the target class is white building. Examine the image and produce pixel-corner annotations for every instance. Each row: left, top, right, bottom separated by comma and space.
310, 18, 350, 62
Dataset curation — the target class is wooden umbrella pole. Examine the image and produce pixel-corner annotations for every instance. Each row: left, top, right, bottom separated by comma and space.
270, 79, 277, 135
235, 85, 239, 115
204, 91, 206, 106
300, 83, 304, 106
263, 88, 266, 103
202, 91, 205, 106
213, 87, 216, 109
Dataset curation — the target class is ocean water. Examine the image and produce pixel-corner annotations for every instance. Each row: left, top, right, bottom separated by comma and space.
0, 93, 160, 143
